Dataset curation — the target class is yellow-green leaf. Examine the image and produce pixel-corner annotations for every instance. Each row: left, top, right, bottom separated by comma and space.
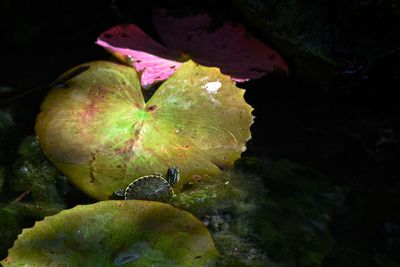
2, 200, 218, 266
35, 60, 253, 199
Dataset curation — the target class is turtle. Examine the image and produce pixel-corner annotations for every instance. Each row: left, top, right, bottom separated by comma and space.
114, 167, 180, 202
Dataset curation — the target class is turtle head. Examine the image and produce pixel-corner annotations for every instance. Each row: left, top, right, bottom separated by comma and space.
166, 167, 180, 187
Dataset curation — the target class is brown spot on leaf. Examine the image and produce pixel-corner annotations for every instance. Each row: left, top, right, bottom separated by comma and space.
89, 153, 96, 184
89, 87, 106, 98
116, 138, 137, 154
116, 128, 142, 154
146, 105, 157, 112
81, 87, 107, 122
81, 102, 100, 122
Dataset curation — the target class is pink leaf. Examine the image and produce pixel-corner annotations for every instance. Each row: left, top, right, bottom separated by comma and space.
153, 9, 288, 81
96, 24, 182, 88
96, 11, 288, 87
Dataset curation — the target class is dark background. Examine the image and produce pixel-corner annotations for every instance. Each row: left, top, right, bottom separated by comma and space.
1, 0, 399, 266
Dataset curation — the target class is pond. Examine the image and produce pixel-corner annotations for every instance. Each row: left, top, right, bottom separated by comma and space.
1, 1, 399, 266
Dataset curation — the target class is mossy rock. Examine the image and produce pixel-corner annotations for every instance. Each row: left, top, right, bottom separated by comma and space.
2, 200, 219, 267
9, 136, 68, 204
236, 157, 343, 266
173, 169, 270, 267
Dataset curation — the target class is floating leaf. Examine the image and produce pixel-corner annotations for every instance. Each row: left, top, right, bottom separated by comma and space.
0, 202, 64, 259
153, 9, 288, 81
96, 24, 183, 88
96, 9, 287, 87
35, 61, 253, 200
1, 200, 219, 266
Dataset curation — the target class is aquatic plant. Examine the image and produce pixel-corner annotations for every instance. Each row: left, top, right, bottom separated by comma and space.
1, 200, 219, 267
97, 9, 287, 87
0, 202, 66, 259
35, 60, 253, 200
0, 135, 68, 258
2, 7, 287, 266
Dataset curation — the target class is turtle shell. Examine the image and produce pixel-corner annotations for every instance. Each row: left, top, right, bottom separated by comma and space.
123, 174, 175, 202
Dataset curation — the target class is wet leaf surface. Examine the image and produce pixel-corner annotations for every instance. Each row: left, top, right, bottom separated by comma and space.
2, 200, 218, 267
35, 60, 253, 200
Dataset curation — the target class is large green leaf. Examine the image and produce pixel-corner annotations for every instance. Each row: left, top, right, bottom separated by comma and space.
1, 200, 219, 266
35, 61, 253, 199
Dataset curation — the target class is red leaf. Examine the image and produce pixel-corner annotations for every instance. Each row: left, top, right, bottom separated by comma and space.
96, 24, 182, 88
96, 10, 288, 87
153, 9, 288, 81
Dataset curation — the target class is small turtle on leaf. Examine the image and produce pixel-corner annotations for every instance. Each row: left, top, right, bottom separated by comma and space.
115, 167, 180, 202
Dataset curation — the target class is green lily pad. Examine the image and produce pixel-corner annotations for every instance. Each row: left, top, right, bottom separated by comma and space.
0, 201, 65, 258
35, 60, 253, 200
2, 200, 219, 266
